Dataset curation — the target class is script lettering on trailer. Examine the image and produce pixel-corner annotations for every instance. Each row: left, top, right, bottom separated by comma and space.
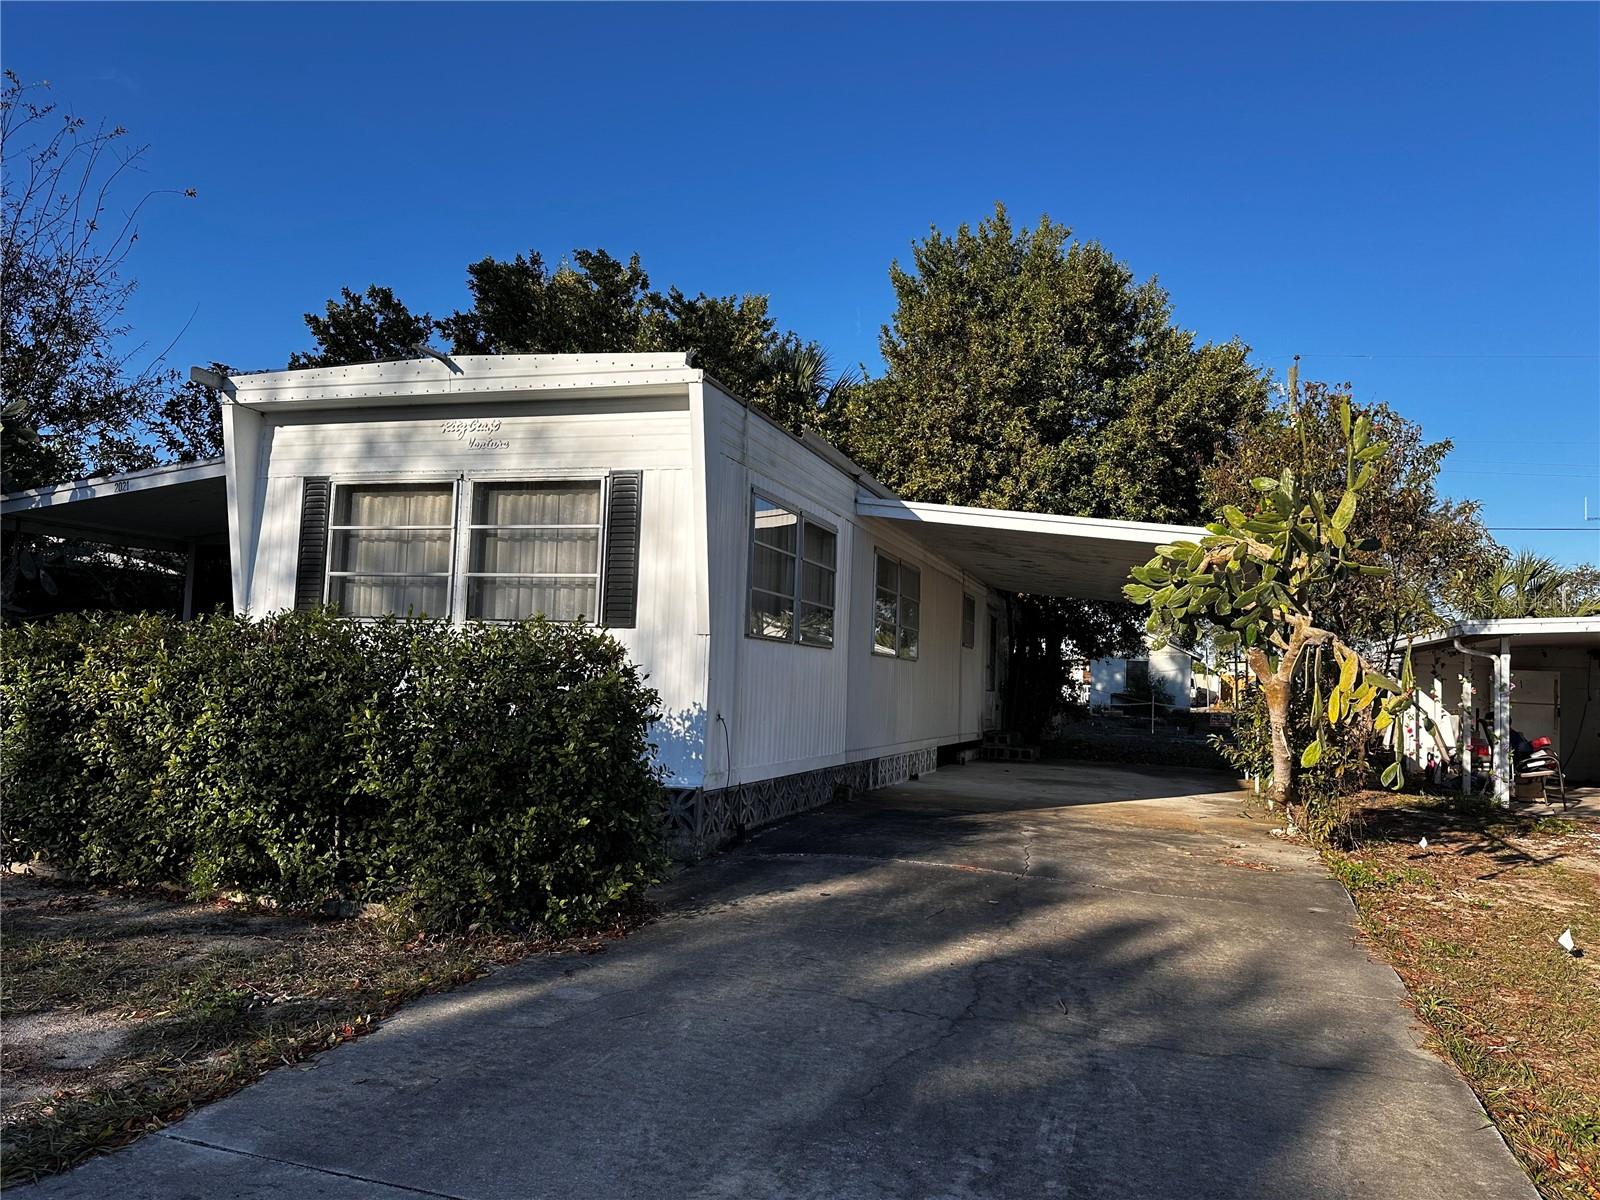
441, 418, 510, 451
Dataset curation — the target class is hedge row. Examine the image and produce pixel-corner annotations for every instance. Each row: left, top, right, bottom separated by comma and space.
0, 610, 665, 930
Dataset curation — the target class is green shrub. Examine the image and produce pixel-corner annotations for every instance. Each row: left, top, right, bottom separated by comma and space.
1, 611, 664, 930
1214, 675, 1376, 844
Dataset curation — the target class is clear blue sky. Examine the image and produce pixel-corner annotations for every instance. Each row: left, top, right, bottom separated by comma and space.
6, 2, 1597, 563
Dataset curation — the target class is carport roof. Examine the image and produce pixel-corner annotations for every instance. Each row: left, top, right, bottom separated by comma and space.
1, 458, 228, 550
856, 496, 1206, 602
1408, 616, 1600, 651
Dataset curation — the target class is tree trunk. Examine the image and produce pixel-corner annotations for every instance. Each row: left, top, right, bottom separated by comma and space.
1264, 677, 1294, 806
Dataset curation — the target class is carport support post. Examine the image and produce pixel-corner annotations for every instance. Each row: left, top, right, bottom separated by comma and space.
181, 541, 198, 621
1492, 637, 1513, 808
1460, 668, 1473, 799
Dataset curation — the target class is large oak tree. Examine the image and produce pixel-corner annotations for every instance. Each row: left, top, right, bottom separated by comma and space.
823, 204, 1270, 728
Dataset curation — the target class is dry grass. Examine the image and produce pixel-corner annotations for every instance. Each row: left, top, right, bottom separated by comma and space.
1325, 794, 1600, 1200
0, 872, 645, 1183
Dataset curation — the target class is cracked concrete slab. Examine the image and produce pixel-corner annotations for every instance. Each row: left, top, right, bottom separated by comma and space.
21, 761, 1535, 1200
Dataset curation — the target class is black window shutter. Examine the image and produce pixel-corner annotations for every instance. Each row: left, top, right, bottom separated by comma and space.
602, 472, 643, 628
293, 478, 332, 611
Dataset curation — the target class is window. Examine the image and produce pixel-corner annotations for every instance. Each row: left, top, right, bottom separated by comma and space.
962, 594, 976, 649
749, 496, 798, 640
798, 518, 837, 646
327, 483, 454, 618
873, 552, 920, 660
747, 492, 835, 647
466, 481, 603, 622
323, 477, 616, 624
986, 611, 998, 691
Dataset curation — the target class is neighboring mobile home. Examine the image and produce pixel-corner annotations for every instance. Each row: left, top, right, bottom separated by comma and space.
1, 354, 1205, 850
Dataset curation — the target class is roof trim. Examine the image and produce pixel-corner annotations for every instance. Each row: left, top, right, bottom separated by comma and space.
226, 353, 703, 411
2, 458, 227, 515
1407, 616, 1600, 649
856, 497, 1209, 544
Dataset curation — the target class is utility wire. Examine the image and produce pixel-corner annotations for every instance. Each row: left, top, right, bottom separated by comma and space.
1279, 352, 1600, 361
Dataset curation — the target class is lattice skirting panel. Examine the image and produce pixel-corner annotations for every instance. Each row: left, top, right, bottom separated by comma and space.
665, 746, 938, 858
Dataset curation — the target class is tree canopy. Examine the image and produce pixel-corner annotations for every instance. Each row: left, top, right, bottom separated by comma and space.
1127, 396, 1416, 822
821, 204, 1272, 719
286, 286, 435, 370
1203, 379, 1496, 659
0, 71, 206, 494
291, 251, 853, 435
1456, 550, 1600, 619
824, 204, 1268, 523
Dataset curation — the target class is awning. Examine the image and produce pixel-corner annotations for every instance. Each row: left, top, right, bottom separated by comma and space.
855, 497, 1207, 602
1, 459, 229, 551
1408, 617, 1600, 653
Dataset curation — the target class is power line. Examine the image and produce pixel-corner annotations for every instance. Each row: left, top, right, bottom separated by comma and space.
1485, 527, 1600, 532
1278, 352, 1600, 361
1447, 460, 1600, 468
1446, 473, 1600, 483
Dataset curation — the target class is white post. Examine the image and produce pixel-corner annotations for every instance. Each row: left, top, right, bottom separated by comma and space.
1492, 637, 1513, 807
181, 542, 198, 621
1431, 674, 1445, 780
1460, 667, 1473, 798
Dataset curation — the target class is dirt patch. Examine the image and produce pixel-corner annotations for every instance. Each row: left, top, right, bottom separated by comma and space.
1325, 793, 1600, 1200
0, 872, 647, 1184
5, 1011, 136, 1071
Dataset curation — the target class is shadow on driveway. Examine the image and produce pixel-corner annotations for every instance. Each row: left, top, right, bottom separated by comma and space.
26, 761, 1534, 1200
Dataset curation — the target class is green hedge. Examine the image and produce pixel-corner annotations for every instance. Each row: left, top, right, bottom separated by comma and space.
0, 610, 665, 930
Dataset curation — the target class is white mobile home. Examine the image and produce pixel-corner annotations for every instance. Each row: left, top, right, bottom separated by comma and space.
1088, 641, 1195, 711
2, 354, 1204, 850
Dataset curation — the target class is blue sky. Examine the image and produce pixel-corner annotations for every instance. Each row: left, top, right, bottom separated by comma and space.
6, 2, 1597, 563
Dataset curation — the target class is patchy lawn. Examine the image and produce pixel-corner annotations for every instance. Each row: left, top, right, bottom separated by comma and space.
1325, 794, 1600, 1200
0, 871, 643, 1184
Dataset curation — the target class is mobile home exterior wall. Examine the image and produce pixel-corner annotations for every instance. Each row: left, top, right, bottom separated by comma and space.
231, 373, 710, 787
223, 358, 1015, 854
701, 383, 999, 809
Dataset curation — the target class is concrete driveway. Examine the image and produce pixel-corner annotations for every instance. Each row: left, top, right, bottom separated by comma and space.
29, 761, 1533, 1200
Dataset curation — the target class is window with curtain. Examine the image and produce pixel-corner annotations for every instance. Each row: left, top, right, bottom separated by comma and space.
466, 481, 603, 622
327, 483, 454, 618
873, 552, 920, 660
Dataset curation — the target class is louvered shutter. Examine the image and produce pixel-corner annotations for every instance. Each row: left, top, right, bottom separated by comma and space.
601, 472, 642, 628
293, 478, 332, 611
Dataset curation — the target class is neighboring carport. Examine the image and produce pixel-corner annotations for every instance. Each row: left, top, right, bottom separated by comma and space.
1, 459, 230, 618
1404, 617, 1600, 802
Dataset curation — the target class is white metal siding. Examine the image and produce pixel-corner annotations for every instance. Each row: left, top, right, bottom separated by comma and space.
846, 520, 988, 758
243, 393, 708, 785
702, 383, 995, 786
703, 385, 860, 785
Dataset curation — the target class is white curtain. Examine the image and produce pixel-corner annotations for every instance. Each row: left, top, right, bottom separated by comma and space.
473, 483, 599, 527
328, 485, 453, 618
466, 483, 602, 621
468, 578, 597, 622
337, 486, 452, 527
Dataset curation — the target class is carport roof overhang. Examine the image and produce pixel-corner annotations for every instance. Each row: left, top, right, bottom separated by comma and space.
1, 459, 229, 551
856, 497, 1207, 602
1408, 617, 1600, 653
